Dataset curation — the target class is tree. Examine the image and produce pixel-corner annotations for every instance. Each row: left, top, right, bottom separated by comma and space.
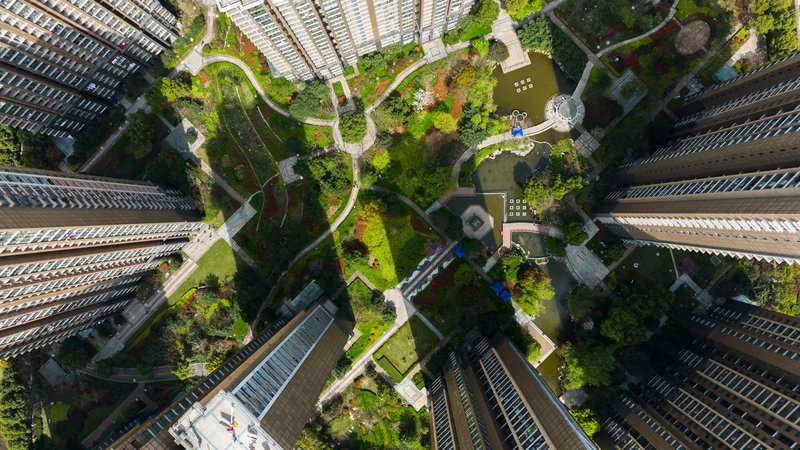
431, 111, 457, 134
567, 286, 598, 322
202, 274, 221, 292
339, 112, 367, 143
515, 266, 555, 315
57, 336, 93, 371
0, 125, 18, 165
472, 38, 490, 56
561, 341, 615, 390
454, 264, 475, 287
563, 221, 589, 245
288, 80, 332, 119
505, 0, 543, 20
524, 179, 549, 210
451, 64, 478, 88
488, 40, 509, 62
601, 307, 647, 345
125, 111, 155, 157
471, 0, 500, 26
500, 248, 526, 283
571, 407, 601, 437
0, 363, 29, 450
517, 16, 588, 80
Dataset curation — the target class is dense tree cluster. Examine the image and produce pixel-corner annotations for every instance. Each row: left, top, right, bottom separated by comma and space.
57, 336, 94, 371
0, 125, 62, 170
0, 362, 29, 450
600, 285, 674, 346
739, 260, 800, 316
146, 75, 192, 117
471, 0, 500, 26
561, 340, 616, 390
747, 0, 799, 60
571, 406, 601, 437
517, 16, 588, 80
563, 221, 589, 246
505, 0, 545, 20
288, 80, 333, 120
499, 248, 555, 315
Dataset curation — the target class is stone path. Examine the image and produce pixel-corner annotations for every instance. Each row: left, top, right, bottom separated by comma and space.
492, 2, 531, 73
596, 0, 679, 57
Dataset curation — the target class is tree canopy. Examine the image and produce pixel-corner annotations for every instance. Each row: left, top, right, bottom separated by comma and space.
288, 80, 333, 120
0, 363, 29, 450
471, 0, 500, 26
57, 336, 93, 371
561, 340, 616, 390
600, 285, 674, 346
517, 16, 588, 80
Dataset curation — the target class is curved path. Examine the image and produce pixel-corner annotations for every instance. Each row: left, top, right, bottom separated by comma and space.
202, 54, 335, 127
596, 0, 680, 58
251, 158, 361, 328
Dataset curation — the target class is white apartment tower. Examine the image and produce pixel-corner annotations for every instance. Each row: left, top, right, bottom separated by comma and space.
217, 0, 475, 80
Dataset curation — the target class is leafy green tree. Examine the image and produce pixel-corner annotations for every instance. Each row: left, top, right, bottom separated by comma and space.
0, 125, 18, 165
601, 307, 647, 345
500, 248, 526, 283
505, 0, 543, 20
454, 264, 475, 287
472, 38, 490, 56
563, 221, 589, 245
431, 112, 457, 134
125, 111, 154, 157
471, 0, 500, 26
561, 340, 615, 390
451, 64, 478, 88
488, 40, 509, 62
515, 265, 555, 315
339, 112, 367, 143
431, 208, 464, 239
57, 336, 93, 371
146, 147, 201, 195
288, 80, 333, 119
571, 407, 601, 437
517, 16, 588, 80
567, 286, 598, 322
172, 359, 193, 380
0, 362, 29, 450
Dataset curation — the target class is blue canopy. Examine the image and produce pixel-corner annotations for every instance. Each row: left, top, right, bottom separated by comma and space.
490, 281, 504, 294
453, 246, 465, 258
512, 127, 524, 138
499, 289, 512, 303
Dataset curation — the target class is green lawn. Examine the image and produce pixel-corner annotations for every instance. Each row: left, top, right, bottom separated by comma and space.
605, 245, 677, 291
373, 316, 440, 382
338, 279, 393, 363
167, 240, 239, 305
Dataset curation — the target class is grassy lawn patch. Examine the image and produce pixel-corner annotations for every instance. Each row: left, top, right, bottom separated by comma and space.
337, 278, 394, 364
673, 250, 730, 287
168, 240, 239, 305
605, 245, 676, 291
374, 316, 440, 382
585, 228, 627, 266
49, 401, 69, 423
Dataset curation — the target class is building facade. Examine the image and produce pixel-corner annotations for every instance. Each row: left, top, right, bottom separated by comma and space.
429, 333, 596, 449
603, 301, 800, 449
0, 166, 200, 359
216, 0, 474, 80
106, 296, 350, 450
597, 52, 800, 264
0, 0, 179, 137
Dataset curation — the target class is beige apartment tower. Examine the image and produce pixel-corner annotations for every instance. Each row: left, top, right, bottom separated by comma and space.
0, 0, 179, 137
0, 166, 200, 359
216, 0, 474, 80
598, 52, 800, 264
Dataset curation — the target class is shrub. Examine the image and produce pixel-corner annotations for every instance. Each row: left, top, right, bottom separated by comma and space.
431, 112, 457, 134
564, 221, 589, 246
571, 407, 601, 437
288, 80, 332, 119
472, 38, 490, 55
488, 40, 509, 62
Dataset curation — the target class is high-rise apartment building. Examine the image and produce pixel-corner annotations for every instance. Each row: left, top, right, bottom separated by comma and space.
216, 0, 474, 80
597, 52, 800, 264
429, 333, 596, 449
0, 166, 200, 359
106, 298, 350, 450
0, 0, 179, 137
603, 301, 800, 449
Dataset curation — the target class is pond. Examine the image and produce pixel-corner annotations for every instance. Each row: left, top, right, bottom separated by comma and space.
492, 52, 576, 124
533, 257, 577, 396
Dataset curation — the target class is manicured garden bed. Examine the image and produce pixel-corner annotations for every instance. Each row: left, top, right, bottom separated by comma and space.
556, 0, 670, 49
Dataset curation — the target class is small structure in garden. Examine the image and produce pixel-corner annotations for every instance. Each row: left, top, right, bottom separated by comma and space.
675, 20, 711, 55
165, 118, 205, 158
461, 204, 494, 240
605, 70, 648, 115
545, 94, 585, 132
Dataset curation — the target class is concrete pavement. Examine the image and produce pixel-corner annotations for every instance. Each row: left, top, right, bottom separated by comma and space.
492, 3, 531, 73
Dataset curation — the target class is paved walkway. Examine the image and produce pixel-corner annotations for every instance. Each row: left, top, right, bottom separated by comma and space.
547, 12, 618, 81
202, 54, 335, 127
256, 159, 361, 323
596, 0, 679, 57
492, 3, 531, 73
476, 119, 555, 149
515, 0, 566, 27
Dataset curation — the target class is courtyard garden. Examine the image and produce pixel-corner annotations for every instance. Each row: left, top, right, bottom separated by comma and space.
298, 365, 430, 449
604, 245, 677, 291
348, 42, 424, 107
556, 0, 670, 50
490, 248, 557, 316
373, 316, 440, 382
275, 190, 442, 302
365, 44, 506, 207
413, 262, 513, 335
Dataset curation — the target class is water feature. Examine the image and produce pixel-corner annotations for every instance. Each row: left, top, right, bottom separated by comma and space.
533, 255, 577, 396
492, 52, 576, 124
